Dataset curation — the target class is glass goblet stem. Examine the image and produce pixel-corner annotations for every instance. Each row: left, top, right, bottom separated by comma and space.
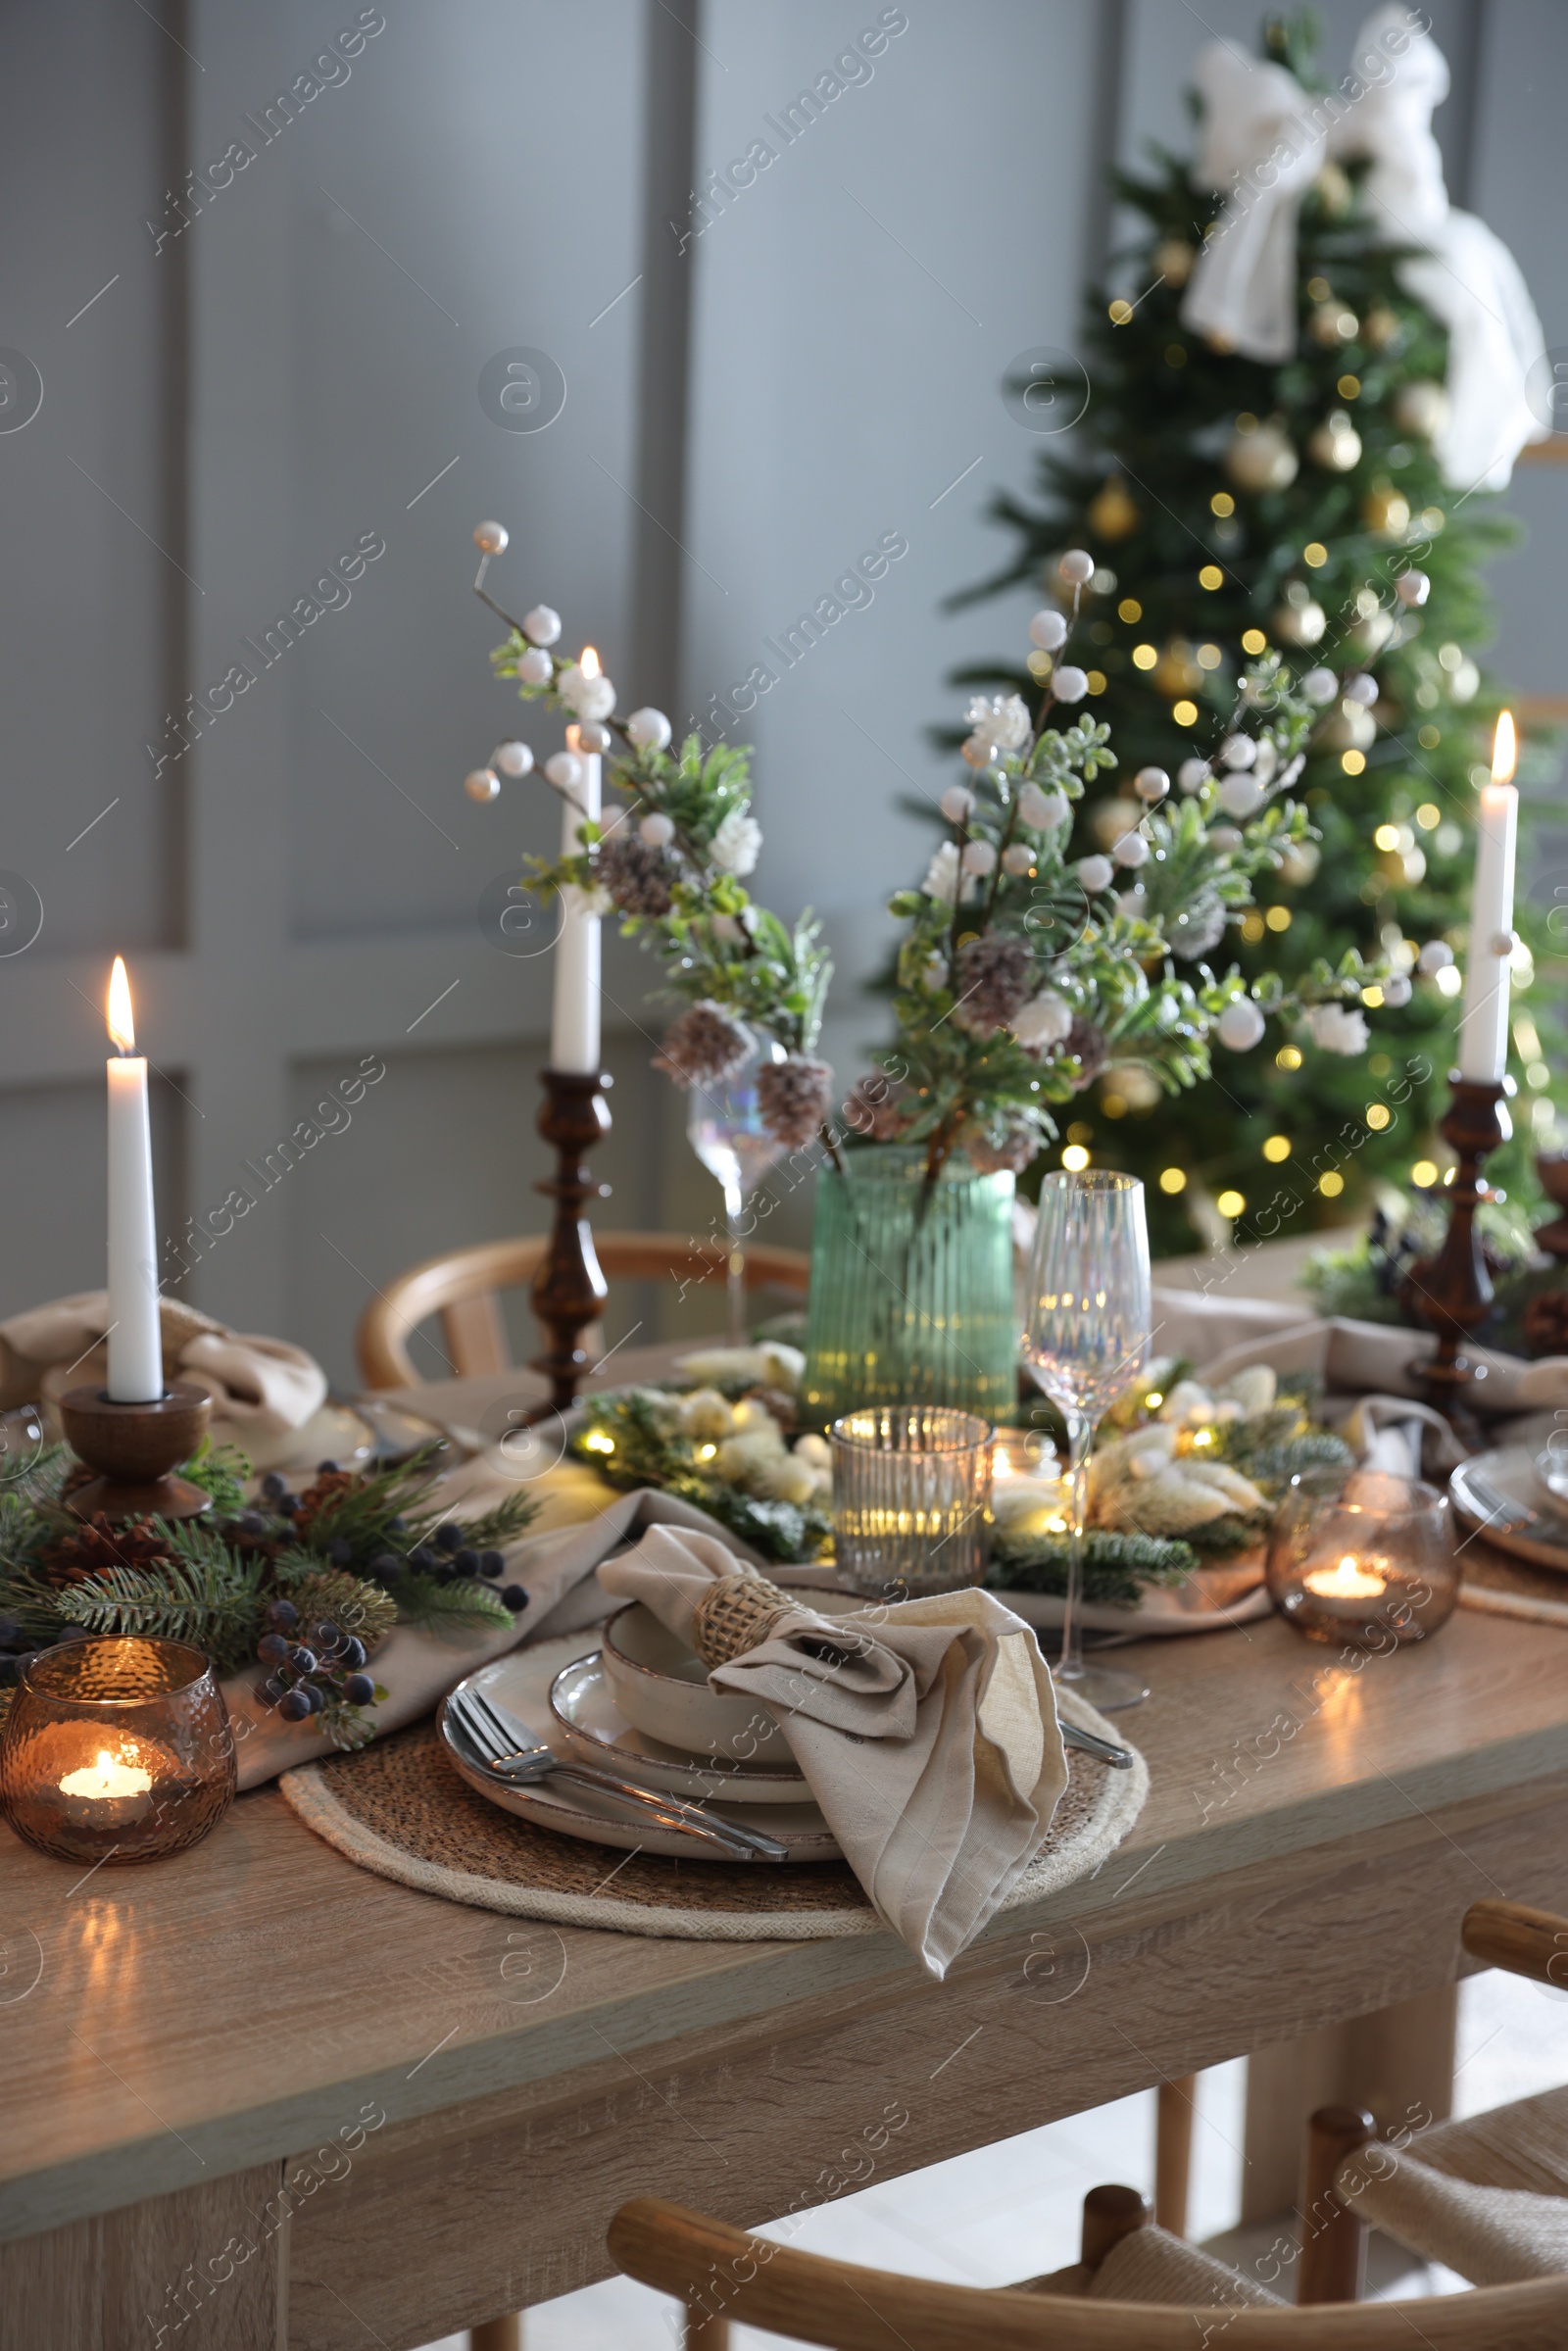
1059, 1407, 1094, 1686
723, 1181, 747, 1346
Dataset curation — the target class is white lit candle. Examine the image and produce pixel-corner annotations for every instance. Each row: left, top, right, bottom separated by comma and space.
106, 956, 164, 1401
59, 1745, 155, 1827
1457, 712, 1518, 1084
1303, 1552, 1388, 1601
550, 657, 603, 1075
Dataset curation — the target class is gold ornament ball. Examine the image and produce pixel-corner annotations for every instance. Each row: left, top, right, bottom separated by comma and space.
1363, 484, 1411, 537
1307, 411, 1362, 470
1225, 421, 1298, 492
1362, 306, 1401, 351
1394, 379, 1449, 439
1272, 598, 1327, 647
1154, 237, 1196, 287
1088, 476, 1141, 539
1309, 303, 1359, 347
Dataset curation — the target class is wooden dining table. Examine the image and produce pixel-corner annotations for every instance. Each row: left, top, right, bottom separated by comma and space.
3, 1348, 1568, 2351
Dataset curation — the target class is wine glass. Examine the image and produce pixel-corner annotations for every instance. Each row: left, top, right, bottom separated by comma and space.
1021, 1168, 1152, 1712
687, 1035, 786, 1345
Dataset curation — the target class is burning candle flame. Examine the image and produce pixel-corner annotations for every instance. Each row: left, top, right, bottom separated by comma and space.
107, 956, 135, 1054
579, 645, 600, 678
59, 1746, 154, 1800
1303, 1552, 1388, 1600
1492, 710, 1516, 788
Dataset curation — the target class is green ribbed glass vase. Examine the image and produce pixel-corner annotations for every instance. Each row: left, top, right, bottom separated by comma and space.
802, 1146, 1017, 1424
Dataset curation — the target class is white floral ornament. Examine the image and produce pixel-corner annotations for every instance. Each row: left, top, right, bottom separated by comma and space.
516, 647, 553, 686
1053, 665, 1090, 704
1417, 940, 1454, 974
961, 840, 998, 876
966, 692, 1031, 752
941, 784, 976, 823
710, 808, 761, 876
1251, 737, 1278, 784
1077, 853, 1113, 895
473, 520, 509, 555
1309, 1001, 1369, 1054
1343, 673, 1379, 707
1058, 549, 1095, 586
923, 842, 961, 904
522, 604, 562, 646
1381, 973, 1413, 1007
1395, 570, 1430, 608
464, 768, 501, 803
639, 812, 675, 847
1028, 608, 1068, 651
626, 707, 672, 752
1002, 843, 1035, 876
960, 734, 999, 769
493, 740, 533, 777
1135, 765, 1170, 803
1218, 734, 1256, 770
545, 750, 585, 793
1010, 990, 1072, 1049
1216, 997, 1265, 1052
1300, 666, 1339, 705
1177, 759, 1209, 795
1112, 830, 1149, 868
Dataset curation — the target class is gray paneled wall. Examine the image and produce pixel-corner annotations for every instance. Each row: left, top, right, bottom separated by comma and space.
0, 0, 1560, 1391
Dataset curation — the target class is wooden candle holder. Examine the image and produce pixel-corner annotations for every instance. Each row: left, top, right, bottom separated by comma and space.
1401, 1073, 1512, 1445
527, 1068, 612, 1420
57, 1380, 214, 1523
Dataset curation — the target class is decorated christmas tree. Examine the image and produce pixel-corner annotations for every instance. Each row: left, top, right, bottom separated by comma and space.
949, 7, 1559, 1254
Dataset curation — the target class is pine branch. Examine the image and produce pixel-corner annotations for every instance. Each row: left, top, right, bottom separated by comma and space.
394, 1574, 514, 1633
55, 1540, 268, 1672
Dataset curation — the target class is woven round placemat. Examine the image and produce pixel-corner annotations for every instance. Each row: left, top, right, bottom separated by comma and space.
279, 1692, 1148, 1943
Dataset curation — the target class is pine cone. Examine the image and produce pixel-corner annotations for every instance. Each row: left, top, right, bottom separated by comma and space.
293, 1467, 359, 1546
961, 1119, 1040, 1175
1065, 1016, 1110, 1091
1167, 894, 1228, 960
1523, 1290, 1568, 1357
594, 832, 674, 917
757, 1054, 835, 1148
844, 1072, 912, 1141
39, 1512, 173, 1592
653, 1000, 753, 1089
954, 933, 1035, 1037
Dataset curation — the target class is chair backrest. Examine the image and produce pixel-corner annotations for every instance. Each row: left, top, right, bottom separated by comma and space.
356, 1232, 810, 1390
608, 2196, 1568, 2349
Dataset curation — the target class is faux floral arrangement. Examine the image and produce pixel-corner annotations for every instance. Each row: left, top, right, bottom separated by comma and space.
465, 524, 1393, 1175
0, 1442, 537, 1748
991, 1362, 1351, 1605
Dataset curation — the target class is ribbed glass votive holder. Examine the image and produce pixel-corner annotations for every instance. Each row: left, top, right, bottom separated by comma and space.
830, 1405, 994, 1597
0, 1637, 236, 1864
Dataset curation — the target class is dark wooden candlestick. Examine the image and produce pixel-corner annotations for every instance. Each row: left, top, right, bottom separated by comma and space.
528, 1068, 612, 1418
1401, 1072, 1512, 1446
58, 1380, 214, 1522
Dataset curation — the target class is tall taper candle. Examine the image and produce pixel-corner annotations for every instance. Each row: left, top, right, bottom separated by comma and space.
106, 957, 163, 1401
550, 664, 603, 1075
1457, 711, 1518, 1085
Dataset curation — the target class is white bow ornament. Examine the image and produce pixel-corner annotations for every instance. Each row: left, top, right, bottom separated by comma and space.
1181, 3, 1548, 492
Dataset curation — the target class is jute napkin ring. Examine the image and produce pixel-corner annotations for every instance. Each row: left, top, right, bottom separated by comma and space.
691, 1569, 796, 1667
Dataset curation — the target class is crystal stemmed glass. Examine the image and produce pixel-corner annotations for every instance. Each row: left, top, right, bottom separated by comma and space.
686, 1036, 786, 1345
1021, 1168, 1152, 1711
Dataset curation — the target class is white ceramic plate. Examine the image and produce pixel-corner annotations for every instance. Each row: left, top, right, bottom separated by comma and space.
550, 1651, 811, 1804
1450, 1445, 1568, 1574
439, 1637, 840, 1863
775, 1558, 1272, 1637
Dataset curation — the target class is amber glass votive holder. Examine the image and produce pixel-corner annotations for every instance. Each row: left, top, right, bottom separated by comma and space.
1265, 1470, 1459, 1649
0, 1637, 236, 1864
830, 1405, 993, 1597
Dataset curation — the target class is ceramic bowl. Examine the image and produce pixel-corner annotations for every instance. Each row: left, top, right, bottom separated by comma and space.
601, 1588, 858, 1764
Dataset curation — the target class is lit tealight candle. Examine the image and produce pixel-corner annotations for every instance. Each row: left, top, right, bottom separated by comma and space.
59, 1746, 155, 1826
1302, 1553, 1388, 1601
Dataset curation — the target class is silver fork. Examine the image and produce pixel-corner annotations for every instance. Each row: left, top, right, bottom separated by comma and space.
446, 1684, 789, 1863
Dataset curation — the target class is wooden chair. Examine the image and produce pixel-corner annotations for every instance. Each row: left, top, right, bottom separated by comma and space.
608, 2180, 1568, 2346
356, 1232, 810, 1391
1297, 1898, 1568, 2306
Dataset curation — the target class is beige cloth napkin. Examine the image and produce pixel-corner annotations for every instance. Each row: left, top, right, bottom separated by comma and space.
1152, 1289, 1568, 1425
598, 1526, 1068, 1981
229, 1483, 766, 1788
0, 1292, 327, 1437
